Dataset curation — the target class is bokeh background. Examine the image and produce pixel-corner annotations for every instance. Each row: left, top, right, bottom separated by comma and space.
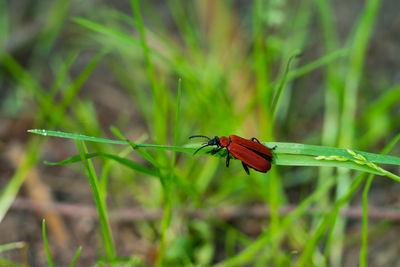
1, 0, 400, 266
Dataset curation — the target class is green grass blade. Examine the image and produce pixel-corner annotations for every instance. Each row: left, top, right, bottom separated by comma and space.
286, 48, 348, 82
76, 140, 115, 259
360, 133, 400, 266
271, 52, 300, 120
69, 246, 82, 267
42, 219, 55, 267
0, 242, 25, 254
172, 78, 182, 166
0, 144, 39, 223
29, 129, 128, 145
28, 129, 400, 167
0, 49, 46, 103
44, 152, 157, 177
58, 49, 107, 112
360, 175, 373, 267
272, 142, 400, 165
73, 17, 141, 47
110, 127, 164, 169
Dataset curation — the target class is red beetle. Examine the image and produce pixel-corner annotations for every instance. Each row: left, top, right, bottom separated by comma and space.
189, 135, 275, 175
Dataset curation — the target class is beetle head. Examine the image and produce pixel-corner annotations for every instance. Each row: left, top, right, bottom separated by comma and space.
189, 135, 221, 155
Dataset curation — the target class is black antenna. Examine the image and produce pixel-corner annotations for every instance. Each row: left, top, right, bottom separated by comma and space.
192, 144, 211, 155
189, 135, 211, 140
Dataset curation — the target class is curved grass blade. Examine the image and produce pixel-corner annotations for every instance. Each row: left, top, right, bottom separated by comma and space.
271, 52, 301, 119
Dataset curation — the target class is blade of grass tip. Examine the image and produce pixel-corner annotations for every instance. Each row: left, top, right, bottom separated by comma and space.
57, 48, 108, 112
69, 246, 82, 267
360, 132, 400, 266
28, 129, 129, 145
28, 129, 193, 154
42, 219, 55, 267
48, 50, 80, 97
76, 140, 115, 259
271, 51, 301, 121
172, 78, 182, 166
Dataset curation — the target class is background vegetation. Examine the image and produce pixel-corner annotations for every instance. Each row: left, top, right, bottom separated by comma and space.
1, 0, 400, 266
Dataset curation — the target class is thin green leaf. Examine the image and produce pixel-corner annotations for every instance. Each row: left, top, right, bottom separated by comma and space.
271, 52, 300, 119
0, 242, 25, 254
286, 48, 349, 82
45, 152, 157, 177
29, 129, 128, 145
360, 132, 400, 266
110, 127, 164, 169
172, 78, 182, 166
271, 142, 400, 165
73, 17, 141, 47
69, 246, 82, 267
76, 140, 115, 259
42, 219, 55, 267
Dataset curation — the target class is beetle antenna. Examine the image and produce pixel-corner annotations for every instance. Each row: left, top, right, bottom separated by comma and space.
189, 135, 211, 140
193, 144, 210, 155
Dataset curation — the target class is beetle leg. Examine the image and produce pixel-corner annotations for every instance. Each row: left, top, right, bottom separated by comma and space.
251, 137, 277, 151
241, 162, 250, 175
208, 147, 222, 155
250, 137, 261, 143
226, 151, 230, 167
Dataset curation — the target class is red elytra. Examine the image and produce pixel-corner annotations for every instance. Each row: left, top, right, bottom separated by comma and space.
189, 135, 275, 175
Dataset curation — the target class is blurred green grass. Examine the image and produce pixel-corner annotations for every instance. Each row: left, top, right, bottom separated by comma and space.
1, 0, 400, 266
